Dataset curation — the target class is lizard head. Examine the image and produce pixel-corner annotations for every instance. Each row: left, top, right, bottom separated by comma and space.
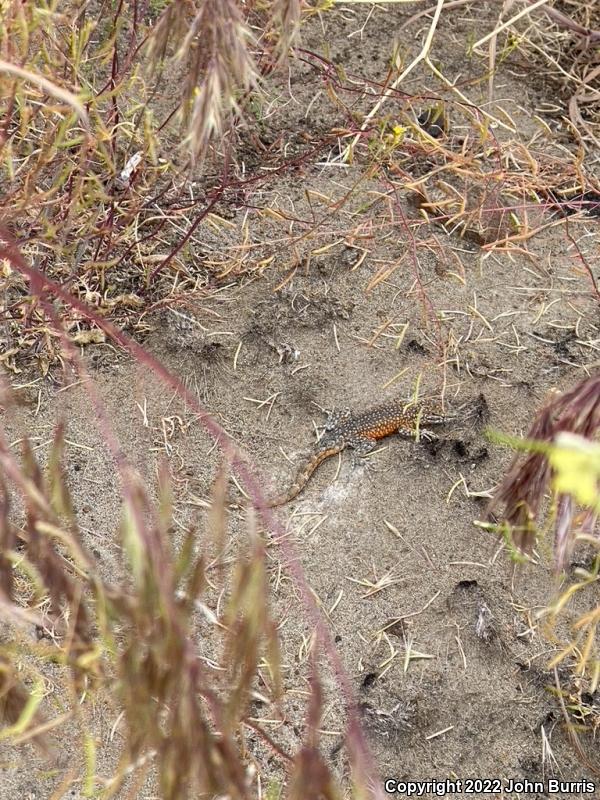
407, 397, 448, 424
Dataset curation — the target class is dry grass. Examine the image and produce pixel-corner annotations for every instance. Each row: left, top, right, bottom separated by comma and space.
0, 0, 304, 375
0, 414, 284, 797
1, 0, 600, 793
1, 0, 598, 379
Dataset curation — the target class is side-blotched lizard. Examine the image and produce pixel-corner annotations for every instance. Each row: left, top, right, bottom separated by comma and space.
267, 397, 449, 507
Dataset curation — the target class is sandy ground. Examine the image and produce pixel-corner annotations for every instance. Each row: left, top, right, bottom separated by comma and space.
2, 2, 600, 798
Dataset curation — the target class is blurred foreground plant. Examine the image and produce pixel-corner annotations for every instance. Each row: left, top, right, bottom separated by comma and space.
0, 229, 383, 799
147, 0, 301, 160
0, 408, 348, 798
488, 376, 600, 752
489, 377, 600, 571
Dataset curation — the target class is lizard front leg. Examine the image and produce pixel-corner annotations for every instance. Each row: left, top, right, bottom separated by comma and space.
324, 407, 351, 431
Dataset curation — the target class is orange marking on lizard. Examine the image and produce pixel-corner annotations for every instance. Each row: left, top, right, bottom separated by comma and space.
267, 398, 449, 507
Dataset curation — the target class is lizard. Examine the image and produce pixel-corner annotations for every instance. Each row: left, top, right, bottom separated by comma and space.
267, 397, 450, 507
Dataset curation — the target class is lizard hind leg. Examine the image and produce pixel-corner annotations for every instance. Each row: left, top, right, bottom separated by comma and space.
348, 435, 378, 468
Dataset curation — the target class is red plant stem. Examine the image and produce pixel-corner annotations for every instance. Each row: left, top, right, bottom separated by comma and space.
384, 177, 444, 355
147, 186, 227, 283
145, 134, 338, 283
0, 231, 385, 799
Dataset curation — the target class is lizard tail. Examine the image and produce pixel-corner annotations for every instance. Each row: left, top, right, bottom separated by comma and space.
266, 448, 341, 508
266, 482, 306, 508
